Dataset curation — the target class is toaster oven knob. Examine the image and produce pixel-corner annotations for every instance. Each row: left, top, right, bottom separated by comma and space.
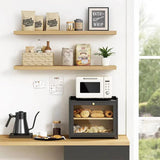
92, 102, 95, 106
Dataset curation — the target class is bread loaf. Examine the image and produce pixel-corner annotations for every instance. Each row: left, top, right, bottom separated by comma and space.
91, 113, 104, 118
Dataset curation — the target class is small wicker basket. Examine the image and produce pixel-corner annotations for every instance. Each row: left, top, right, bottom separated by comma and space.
22, 52, 54, 66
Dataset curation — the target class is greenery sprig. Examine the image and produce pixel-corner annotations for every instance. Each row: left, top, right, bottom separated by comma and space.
94, 47, 114, 58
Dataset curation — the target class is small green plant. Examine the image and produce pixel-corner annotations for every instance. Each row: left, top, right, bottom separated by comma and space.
94, 47, 114, 58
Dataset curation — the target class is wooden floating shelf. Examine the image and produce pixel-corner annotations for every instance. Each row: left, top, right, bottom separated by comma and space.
0, 135, 129, 146
14, 65, 117, 71
14, 30, 117, 35
74, 118, 113, 120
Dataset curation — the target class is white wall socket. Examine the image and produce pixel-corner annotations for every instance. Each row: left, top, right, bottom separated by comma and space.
33, 81, 46, 89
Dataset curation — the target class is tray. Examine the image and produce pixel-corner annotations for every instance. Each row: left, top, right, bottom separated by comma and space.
34, 136, 65, 141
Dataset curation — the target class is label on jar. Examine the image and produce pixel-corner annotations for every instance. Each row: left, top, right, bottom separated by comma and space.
75, 22, 83, 30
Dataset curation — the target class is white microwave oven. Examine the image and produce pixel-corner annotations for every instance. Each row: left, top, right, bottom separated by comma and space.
76, 77, 112, 98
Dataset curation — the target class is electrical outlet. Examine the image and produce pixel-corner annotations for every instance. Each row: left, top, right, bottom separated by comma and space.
33, 80, 46, 89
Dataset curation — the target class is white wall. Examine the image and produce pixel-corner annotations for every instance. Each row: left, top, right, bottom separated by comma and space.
0, 0, 127, 160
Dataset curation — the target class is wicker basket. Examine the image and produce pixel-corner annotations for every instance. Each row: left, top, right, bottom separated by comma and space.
22, 52, 54, 66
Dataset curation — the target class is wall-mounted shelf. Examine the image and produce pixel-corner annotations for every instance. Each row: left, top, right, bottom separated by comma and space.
74, 118, 113, 120
14, 65, 117, 71
0, 135, 129, 146
14, 31, 117, 35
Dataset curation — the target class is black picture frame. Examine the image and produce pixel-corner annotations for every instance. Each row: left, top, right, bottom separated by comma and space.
88, 7, 109, 31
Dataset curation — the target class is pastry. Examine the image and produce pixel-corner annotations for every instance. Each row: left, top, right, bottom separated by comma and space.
91, 110, 104, 114
105, 110, 113, 118
87, 126, 99, 133
51, 135, 62, 139
74, 114, 81, 118
97, 126, 107, 133
86, 126, 108, 133
74, 126, 88, 133
85, 109, 91, 113
91, 113, 104, 118
74, 109, 82, 114
74, 125, 81, 132
80, 110, 90, 118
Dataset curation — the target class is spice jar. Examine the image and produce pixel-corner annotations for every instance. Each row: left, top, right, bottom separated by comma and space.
66, 21, 75, 31
53, 121, 61, 135
74, 19, 83, 31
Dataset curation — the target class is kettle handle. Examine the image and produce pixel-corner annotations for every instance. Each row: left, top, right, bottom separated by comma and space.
29, 111, 40, 130
5, 114, 15, 127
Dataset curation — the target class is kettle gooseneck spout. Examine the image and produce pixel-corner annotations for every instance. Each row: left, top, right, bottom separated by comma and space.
29, 111, 40, 130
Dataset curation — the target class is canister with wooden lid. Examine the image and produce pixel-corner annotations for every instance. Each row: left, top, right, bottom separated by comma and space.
53, 121, 61, 135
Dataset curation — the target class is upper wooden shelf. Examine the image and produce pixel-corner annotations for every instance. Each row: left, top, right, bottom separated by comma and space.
14, 31, 117, 35
74, 118, 113, 120
0, 135, 129, 146
14, 65, 117, 71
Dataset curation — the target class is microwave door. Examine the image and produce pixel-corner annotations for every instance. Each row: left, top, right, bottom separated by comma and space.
80, 82, 100, 93
77, 82, 103, 98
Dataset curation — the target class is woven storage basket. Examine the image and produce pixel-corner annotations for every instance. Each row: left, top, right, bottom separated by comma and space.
22, 53, 54, 66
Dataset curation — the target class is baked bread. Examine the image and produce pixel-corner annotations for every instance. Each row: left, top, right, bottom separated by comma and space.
91, 113, 104, 118
74, 113, 81, 118
74, 109, 82, 114
80, 110, 90, 118
87, 126, 99, 133
105, 110, 113, 118
91, 110, 104, 114
87, 126, 107, 133
51, 135, 62, 139
82, 109, 91, 113
75, 126, 88, 133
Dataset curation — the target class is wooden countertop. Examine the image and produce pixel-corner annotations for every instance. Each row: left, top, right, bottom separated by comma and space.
0, 135, 129, 146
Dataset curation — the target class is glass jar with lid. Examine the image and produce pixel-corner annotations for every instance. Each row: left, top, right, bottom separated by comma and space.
53, 121, 61, 135
74, 19, 83, 31
66, 21, 75, 31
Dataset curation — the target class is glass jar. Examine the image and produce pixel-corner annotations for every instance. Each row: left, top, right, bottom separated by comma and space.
53, 121, 61, 135
36, 39, 42, 53
74, 19, 83, 31
66, 21, 75, 31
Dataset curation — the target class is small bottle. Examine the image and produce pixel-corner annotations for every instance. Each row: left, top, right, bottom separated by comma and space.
45, 41, 52, 53
53, 121, 61, 135
36, 39, 42, 53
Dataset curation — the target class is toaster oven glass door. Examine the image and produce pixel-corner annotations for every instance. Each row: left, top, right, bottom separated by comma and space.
69, 96, 118, 138
73, 105, 114, 134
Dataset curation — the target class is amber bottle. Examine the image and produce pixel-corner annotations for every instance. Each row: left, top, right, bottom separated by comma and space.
45, 41, 51, 53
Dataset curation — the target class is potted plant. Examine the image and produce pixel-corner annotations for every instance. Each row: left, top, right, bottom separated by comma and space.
95, 47, 114, 66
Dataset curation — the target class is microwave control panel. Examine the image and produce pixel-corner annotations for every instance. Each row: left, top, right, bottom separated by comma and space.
104, 77, 112, 98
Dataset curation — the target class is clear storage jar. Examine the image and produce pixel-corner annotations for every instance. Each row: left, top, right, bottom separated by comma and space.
53, 121, 61, 135
66, 21, 75, 31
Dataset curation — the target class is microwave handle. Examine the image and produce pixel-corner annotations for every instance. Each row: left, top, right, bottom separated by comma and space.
83, 78, 98, 80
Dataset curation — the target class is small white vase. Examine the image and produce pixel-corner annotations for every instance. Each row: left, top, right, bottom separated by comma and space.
102, 58, 110, 66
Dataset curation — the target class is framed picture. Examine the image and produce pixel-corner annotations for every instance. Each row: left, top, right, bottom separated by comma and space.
88, 7, 109, 31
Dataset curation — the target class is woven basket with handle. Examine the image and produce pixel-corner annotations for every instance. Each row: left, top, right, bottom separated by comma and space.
22, 52, 54, 66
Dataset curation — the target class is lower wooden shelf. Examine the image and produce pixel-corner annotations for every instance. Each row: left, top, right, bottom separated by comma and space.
14, 65, 117, 71
0, 135, 129, 146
